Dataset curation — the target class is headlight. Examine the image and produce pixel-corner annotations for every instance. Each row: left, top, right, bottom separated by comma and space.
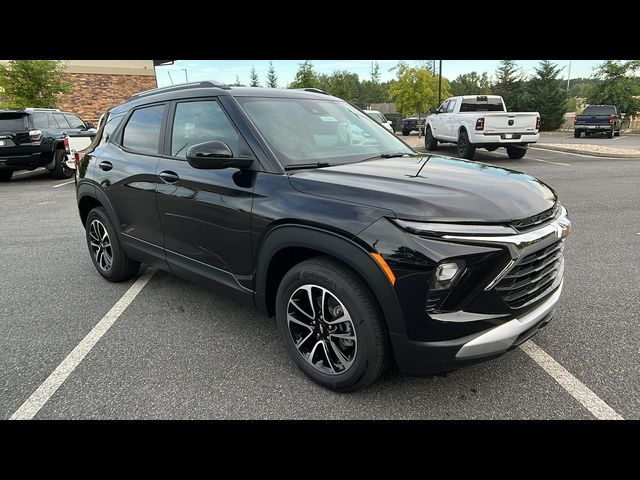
393, 219, 517, 236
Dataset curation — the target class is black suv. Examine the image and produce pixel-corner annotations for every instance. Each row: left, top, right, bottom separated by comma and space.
76, 81, 571, 391
0, 108, 95, 181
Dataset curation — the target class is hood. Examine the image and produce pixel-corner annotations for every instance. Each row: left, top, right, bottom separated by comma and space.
288, 155, 557, 223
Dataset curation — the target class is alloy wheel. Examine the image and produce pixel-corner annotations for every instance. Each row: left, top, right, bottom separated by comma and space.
286, 284, 357, 375
89, 219, 113, 271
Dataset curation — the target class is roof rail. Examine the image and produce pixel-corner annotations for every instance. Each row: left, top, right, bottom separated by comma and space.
129, 80, 231, 100
295, 88, 330, 95
24, 107, 61, 112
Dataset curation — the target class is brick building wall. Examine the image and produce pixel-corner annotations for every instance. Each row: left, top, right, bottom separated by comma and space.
57, 73, 157, 125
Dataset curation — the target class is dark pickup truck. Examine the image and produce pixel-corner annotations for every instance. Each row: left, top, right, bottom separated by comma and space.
574, 105, 622, 138
0, 108, 96, 181
400, 114, 426, 136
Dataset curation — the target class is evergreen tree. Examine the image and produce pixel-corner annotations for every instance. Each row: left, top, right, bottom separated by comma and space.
370, 61, 381, 83
288, 61, 319, 89
266, 61, 278, 88
249, 66, 260, 87
527, 61, 566, 131
323, 70, 361, 102
229, 75, 244, 87
493, 60, 526, 111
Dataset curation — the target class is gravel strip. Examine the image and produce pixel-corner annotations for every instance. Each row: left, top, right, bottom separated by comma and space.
539, 143, 639, 155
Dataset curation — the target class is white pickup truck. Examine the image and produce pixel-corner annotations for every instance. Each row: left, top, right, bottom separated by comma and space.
424, 95, 540, 160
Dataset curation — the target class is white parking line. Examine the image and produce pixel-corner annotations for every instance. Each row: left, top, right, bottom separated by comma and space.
521, 341, 624, 420
10, 268, 156, 420
526, 156, 571, 167
52, 180, 75, 188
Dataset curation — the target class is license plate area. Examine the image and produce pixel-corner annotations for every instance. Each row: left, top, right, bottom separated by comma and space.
501, 134, 521, 140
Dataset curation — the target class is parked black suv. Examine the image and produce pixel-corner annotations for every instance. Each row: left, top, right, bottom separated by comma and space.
0, 108, 95, 181
76, 81, 571, 391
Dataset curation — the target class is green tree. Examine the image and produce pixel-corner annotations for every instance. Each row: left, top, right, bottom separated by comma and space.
370, 61, 381, 83
229, 75, 245, 87
493, 60, 526, 111
389, 64, 449, 117
527, 60, 567, 131
0, 60, 72, 109
450, 72, 491, 96
249, 66, 260, 87
359, 61, 386, 104
323, 70, 361, 102
587, 60, 640, 122
266, 61, 278, 88
288, 60, 320, 89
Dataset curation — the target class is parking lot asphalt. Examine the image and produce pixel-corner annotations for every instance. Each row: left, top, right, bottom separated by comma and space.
1, 148, 638, 420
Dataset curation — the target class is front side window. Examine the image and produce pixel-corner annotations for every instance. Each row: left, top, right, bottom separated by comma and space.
439, 100, 450, 113
64, 114, 86, 129
170, 100, 239, 159
365, 111, 386, 123
238, 97, 413, 167
122, 104, 165, 155
446, 99, 456, 113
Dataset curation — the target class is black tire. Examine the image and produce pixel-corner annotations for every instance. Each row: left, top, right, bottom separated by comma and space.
607, 128, 614, 138
574, 130, 581, 138
456, 129, 476, 160
52, 149, 73, 179
85, 207, 140, 282
0, 170, 13, 182
614, 130, 621, 137
585, 131, 591, 137
424, 126, 438, 151
402, 129, 410, 136
506, 145, 527, 159
275, 256, 388, 392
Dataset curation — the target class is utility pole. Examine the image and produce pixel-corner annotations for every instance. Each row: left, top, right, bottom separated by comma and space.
167, 70, 174, 85
566, 60, 572, 93
183, 69, 189, 83
438, 60, 443, 105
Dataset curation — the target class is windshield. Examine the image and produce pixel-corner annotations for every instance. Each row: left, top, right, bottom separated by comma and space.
237, 97, 413, 167
365, 111, 386, 123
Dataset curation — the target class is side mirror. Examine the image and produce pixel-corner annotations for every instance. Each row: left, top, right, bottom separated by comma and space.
86, 122, 95, 129
186, 140, 253, 170
387, 120, 392, 124
428, 108, 438, 114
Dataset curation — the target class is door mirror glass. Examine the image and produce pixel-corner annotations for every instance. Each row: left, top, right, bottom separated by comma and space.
186, 140, 253, 170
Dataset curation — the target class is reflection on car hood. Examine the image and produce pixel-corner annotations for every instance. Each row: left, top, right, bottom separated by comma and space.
288, 155, 557, 222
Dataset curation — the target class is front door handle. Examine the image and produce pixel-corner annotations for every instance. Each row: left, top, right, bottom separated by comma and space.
159, 170, 180, 184
98, 161, 113, 171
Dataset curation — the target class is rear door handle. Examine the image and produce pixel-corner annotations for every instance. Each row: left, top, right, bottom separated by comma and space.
159, 170, 179, 184
98, 161, 113, 171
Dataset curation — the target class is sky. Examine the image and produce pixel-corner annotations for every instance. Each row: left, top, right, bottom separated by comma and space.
155, 60, 603, 88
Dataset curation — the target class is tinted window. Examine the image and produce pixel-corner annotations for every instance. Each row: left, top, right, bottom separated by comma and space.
53, 113, 71, 128
99, 113, 124, 146
583, 105, 616, 115
31, 112, 55, 129
122, 105, 165, 155
0, 113, 28, 131
439, 100, 449, 112
171, 101, 239, 158
460, 98, 505, 112
446, 99, 456, 113
64, 114, 85, 129
365, 111, 386, 123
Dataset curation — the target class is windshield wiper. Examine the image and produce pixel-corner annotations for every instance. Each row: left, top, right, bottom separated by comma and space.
361, 152, 413, 162
285, 162, 331, 171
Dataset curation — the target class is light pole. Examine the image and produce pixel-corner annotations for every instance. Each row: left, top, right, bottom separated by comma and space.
438, 60, 443, 105
566, 60, 572, 93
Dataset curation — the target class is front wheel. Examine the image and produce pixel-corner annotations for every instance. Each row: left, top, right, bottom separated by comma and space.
0, 170, 13, 182
456, 130, 476, 160
275, 256, 388, 392
506, 145, 527, 159
402, 129, 410, 136
425, 126, 438, 151
574, 130, 581, 138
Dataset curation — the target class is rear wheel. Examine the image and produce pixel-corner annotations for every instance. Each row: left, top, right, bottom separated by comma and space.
402, 129, 410, 136
0, 170, 13, 182
456, 130, 476, 160
424, 126, 438, 151
614, 130, 621, 137
607, 128, 614, 138
85, 207, 140, 282
574, 130, 581, 138
52, 149, 73, 179
506, 145, 527, 159
585, 131, 591, 137
275, 256, 388, 392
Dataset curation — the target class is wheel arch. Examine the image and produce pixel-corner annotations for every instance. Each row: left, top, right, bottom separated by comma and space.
254, 224, 407, 337
77, 183, 122, 239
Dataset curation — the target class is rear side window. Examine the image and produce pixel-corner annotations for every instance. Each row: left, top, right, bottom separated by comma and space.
53, 113, 71, 128
122, 104, 165, 155
460, 97, 505, 112
583, 105, 616, 115
170, 100, 239, 159
99, 114, 124, 146
31, 112, 56, 128
0, 113, 28, 131
64, 114, 85, 129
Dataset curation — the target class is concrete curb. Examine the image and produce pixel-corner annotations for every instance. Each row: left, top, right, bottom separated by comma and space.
533, 144, 640, 159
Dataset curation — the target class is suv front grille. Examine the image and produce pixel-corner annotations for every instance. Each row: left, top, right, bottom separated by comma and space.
495, 239, 565, 309
511, 205, 559, 231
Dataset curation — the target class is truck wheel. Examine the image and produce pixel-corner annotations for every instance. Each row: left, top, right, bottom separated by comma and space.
275, 256, 388, 392
614, 130, 620, 137
574, 130, 581, 138
425, 126, 438, 151
457, 130, 476, 160
85, 207, 140, 282
607, 128, 614, 138
0, 171, 13, 182
52, 149, 73, 179
585, 131, 591, 137
506, 146, 527, 159
402, 129, 410, 136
